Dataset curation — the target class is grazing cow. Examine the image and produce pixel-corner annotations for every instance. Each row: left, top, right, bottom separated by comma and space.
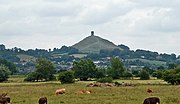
0, 93, 10, 104
38, 96, 47, 104
0, 96, 10, 104
143, 97, 160, 104
55, 88, 66, 95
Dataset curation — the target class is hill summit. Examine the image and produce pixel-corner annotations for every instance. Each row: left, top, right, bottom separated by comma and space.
72, 31, 122, 53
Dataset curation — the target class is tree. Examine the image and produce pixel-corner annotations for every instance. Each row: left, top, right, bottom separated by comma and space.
58, 70, 75, 84
152, 70, 164, 79
168, 63, 177, 69
142, 66, 154, 75
139, 69, 150, 80
123, 71, 133, 79
0, 65, 10, 82
95, 68, 106, 79
25, 58, 55, 82
72, 59, 97, 81
108, 57, 125, 79
35, 58, 55, 81
0, 58, 17, 74
163, 66, 180, 85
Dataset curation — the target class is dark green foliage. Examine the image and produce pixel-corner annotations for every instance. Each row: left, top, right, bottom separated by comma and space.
25, 58, 55, 82
24, 72, 40, 82
152, 70, 164, 79
53, 46, 79, 54
131, 69, 140, 77
118, 44, 130, 51
58, 70, 75, 84
0, 65, 10, 82
97, 77, 113, 83
0, 58, 17, 74
95, 68, 106, 78
168, 63, 177, 69
123, 71, 133, 79
26, 49, 50, 59
139, 69, 150, 80
86, 53, 100, 60
108, 57, 126, 79
142, 66, 154, 75
72, 59, 97, 81
163, 66, 180, 85
0, 49, 20, 62
35, 58, 55, 81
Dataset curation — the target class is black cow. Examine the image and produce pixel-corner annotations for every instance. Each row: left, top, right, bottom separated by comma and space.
38, 97, 47, 104
143, 97, 160, 104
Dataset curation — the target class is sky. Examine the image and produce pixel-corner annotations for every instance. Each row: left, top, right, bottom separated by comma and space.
0, 0, 180, 55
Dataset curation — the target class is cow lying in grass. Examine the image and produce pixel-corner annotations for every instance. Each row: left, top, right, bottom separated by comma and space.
0, 93, 10, 104
55, 88, 66, 95
143, 97, 160, 104
75, 90, 93, 95
38, 96, 47, 104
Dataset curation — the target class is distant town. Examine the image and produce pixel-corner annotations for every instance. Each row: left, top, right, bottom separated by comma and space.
0, 31, 180, 74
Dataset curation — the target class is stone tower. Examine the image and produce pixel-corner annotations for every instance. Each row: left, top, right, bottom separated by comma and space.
91, 31, 94, 36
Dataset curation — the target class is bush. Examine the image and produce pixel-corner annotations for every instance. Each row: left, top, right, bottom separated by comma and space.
163, 66, 180, 85
58, 70, 75, 84
0, 65, 10, 82
152, 70, 164, 79
123, 71, 133, 79
139, 69, 150, 80
97, 77, 113, 83
24, 72, 40, 82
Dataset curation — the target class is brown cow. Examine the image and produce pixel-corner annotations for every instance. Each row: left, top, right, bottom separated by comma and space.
143, 97, 160, 104
147, 89, 153, 93
38, 96, 47, 104
75, 90, 93, 95
0, 93, 7, 97
55, 88, 66, 95
0, 93, 10, 104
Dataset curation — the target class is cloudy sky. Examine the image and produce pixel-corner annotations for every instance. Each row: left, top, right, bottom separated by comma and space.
0, 0, 179, 55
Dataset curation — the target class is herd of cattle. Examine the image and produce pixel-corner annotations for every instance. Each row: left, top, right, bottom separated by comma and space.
0, 88, 160, 104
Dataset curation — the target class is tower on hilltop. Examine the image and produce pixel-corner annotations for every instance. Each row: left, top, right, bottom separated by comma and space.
91, 31, 94, 36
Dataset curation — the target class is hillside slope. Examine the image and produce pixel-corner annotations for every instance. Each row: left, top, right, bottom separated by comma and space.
72, 35, 122, 53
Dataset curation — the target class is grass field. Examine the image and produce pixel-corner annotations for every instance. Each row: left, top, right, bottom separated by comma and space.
0, 76, 180, 104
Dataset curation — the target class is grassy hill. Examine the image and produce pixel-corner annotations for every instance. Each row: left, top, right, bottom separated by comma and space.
72, 35, 122, 53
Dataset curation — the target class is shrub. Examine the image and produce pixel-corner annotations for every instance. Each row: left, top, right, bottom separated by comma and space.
123, 71, 133, 79
152, 70, 164, 79
97, 77, 113, 83
0, 65, 10, 82
163, 66, 180, 85
139, 69, 150, 80
24, 72, 40, 82
58, 70, 75, 84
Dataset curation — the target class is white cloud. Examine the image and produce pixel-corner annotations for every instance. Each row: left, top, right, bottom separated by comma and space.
0, 0, 180, 55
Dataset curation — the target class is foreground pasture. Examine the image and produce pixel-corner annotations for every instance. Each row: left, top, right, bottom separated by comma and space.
0, 80, 180, 104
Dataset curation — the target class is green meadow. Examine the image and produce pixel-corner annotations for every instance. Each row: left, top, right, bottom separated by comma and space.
0, 76, 180, 104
